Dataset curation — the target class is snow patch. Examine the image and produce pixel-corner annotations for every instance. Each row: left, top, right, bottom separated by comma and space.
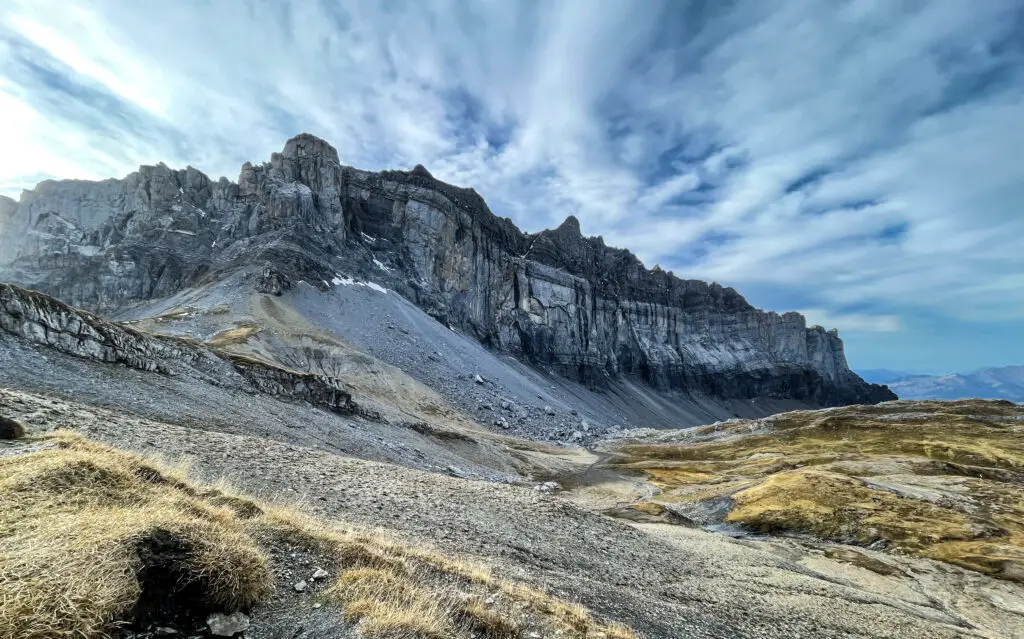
361, 232, 377, 243
373, 258, 391, 273
329, 274, 386, 293
169, 229, 196, 236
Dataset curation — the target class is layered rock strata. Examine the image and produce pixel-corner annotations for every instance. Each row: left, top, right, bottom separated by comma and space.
0, 283, 357, 415
0, 135, 894, 406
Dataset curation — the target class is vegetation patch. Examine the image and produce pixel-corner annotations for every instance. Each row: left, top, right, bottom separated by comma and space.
603, 399, 1024, 581
151, 307, 196, 322
0, 435, 273, 638
726, 468, 983, 547
1, 433, 639, 639
206, 323, 263, 347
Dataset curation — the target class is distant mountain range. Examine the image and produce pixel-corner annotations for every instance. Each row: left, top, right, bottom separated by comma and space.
858, 366, 1024, 402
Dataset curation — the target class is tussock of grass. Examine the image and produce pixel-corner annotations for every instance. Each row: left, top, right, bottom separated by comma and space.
1, 433, 640, 639
462, 599, 522, 638
0, 435, 273, 639
332, 568, 454, 638
605, 399, 1024, 581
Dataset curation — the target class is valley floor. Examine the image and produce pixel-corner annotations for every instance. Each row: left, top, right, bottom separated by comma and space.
3, 387, 1022, 638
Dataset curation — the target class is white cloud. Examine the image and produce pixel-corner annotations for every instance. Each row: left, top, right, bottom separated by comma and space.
1, 0, 1023, 368
797, 309, 901, 334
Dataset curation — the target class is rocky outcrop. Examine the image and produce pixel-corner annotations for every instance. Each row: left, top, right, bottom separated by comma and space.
0, 282, 205, 374
0, 134, 894, 407
221, 352, 358, 415
0, 283, 359, 415
0, 135, 347, 310
343, 167, 893, 406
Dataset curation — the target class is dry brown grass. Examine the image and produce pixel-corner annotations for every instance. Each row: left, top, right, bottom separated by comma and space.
604, 400, 1024, 581
726, 468, 983, 548
205, 323, 263, 347
461, 599, 522, 638
0, 433, 273, 639
1, 433, 640, 639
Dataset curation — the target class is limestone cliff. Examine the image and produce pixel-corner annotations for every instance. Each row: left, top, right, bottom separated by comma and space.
0, 134, 894, 406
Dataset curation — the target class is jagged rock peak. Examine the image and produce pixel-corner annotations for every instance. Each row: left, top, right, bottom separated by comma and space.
410, 164, 435, 179
279, 133, 340, 164
554, 215, 582, 236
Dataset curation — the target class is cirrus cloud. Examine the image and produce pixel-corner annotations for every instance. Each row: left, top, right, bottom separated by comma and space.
0, 0, 1021, 373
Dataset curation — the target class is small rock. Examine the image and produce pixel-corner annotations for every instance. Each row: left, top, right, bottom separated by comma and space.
474, 374, 485, 384
155, 628, 178, 636
312, 603, 322, 609
294, 580, 308, 592
500, 400, 512, 410
569, 430, 583, 442
533, 481, 561, 494
544, 405, 555, 416
312, 567, 330, 580
207, 612, 250, 637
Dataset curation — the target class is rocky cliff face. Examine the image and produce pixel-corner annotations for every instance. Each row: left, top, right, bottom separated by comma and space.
0, 134, 894, 406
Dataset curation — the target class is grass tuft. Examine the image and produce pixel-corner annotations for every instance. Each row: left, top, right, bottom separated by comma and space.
462, 599, 523, 638
0, 436, 273, 639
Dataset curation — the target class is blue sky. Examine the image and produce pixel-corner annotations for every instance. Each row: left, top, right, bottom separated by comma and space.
1, 0, 1022, 374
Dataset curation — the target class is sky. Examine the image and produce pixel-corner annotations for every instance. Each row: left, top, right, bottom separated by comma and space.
1, 0, 1022, 375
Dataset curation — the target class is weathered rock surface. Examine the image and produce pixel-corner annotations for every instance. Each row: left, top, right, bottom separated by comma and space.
0, 133, 893, 407
206, 612, 250, 637
0, 282, 357, 415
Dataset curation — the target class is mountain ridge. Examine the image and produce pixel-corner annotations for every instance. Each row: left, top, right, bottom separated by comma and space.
0, 132, 894, 408
878, 365, 1024, 402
